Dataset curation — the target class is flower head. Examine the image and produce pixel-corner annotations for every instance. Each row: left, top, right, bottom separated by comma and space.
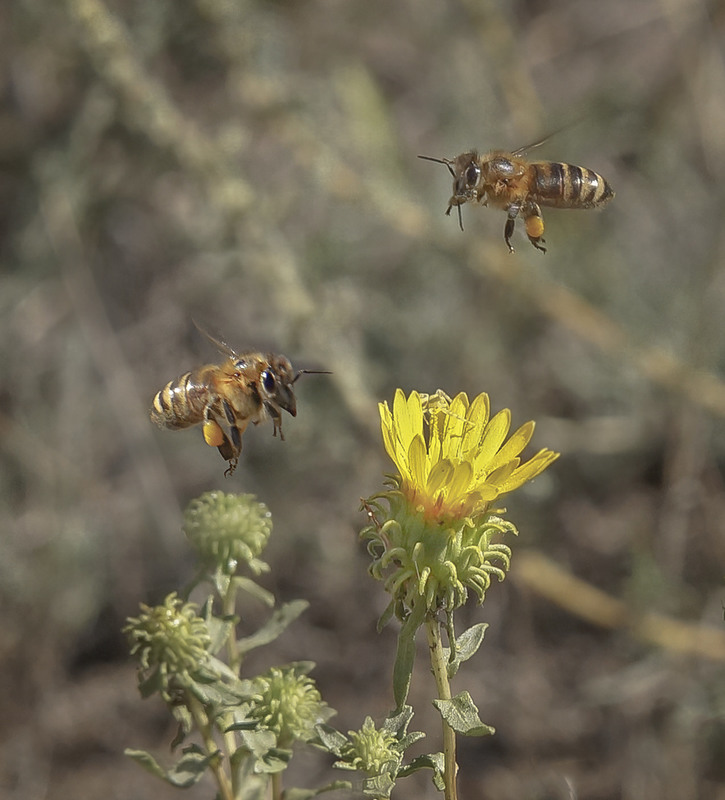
338, 717, 400, 776
124, 593, 211, 700
362, 389, 559, 617
183, 491, 272, 575
249, 665, 332, 748
379, 389, 558, 523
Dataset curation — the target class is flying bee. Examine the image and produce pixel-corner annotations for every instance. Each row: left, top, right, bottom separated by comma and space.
419, 140, 614, 252
150, 330, 328, 476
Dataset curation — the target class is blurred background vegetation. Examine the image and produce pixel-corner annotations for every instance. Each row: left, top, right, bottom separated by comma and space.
3, 0, 725, 797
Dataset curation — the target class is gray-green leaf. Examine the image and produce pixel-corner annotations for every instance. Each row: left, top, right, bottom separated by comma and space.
432, 691, 495, 737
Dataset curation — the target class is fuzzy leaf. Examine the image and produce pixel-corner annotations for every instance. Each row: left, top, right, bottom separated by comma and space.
381, 705, 414, 737
455, 623, 488, 662
376, 599, 396, 632
313, 723, 349, 756
392, 604, 426, 709
212, 568, 232, 597
170, 708, 193, 745
237, 600, 309, 654
398, 730, 426, 751
137, 666, 164, 698
444, 623, 488, 678
433, 691, 495, 737
400, 752, 445, 790
362, 773, 395, 798
205, 614, 237, 656
258, 747, 292, 774
225, 720, 259, 732
233, 576, 275, 607
285, 781, 353, 800
234, 729, 291, 774
186, 673, 248, 709
125, 746, 213, 787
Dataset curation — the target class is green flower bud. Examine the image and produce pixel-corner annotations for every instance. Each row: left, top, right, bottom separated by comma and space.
183, 491, 272, 574
124, 593, 210, 697
250, 665, 330, 747
339, 717, 400, 776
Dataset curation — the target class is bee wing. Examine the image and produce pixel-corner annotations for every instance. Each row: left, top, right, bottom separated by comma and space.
512, 117, 588, 156
511, 135, 551, 157
192, 319, 238, 359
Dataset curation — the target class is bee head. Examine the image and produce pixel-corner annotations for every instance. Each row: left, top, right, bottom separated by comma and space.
418, 152, 481, 231
260, 356, 298, 418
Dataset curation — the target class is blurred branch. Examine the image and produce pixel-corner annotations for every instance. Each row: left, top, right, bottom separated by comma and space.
39, 182, 183, 551
460, 0, 545, 137
66, 0, 253, 210
514, 550, 725, 661
469, 246, 725, 419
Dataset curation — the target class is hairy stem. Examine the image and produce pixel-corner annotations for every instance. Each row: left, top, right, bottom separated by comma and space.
272, 770, 283, 800
426, 614, 458, 800
187, 692, 234, 800
223, 581, 242, 675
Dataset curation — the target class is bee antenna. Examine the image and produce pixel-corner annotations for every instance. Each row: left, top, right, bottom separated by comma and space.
293, 369, 332, 384
418, 154, 456, 179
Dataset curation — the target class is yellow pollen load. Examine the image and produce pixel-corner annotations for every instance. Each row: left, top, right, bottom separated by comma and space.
203, 419, 225, 447
525, 216, 544, 238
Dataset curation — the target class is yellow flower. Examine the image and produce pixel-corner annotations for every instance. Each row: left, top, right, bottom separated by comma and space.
379, 389, 558, 522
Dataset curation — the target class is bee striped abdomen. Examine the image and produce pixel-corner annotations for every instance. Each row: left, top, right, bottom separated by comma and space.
531, 162, 614, 209
151, 372, 209, 430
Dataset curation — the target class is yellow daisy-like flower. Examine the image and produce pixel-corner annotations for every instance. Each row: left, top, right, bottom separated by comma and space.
379, 389, 558, 523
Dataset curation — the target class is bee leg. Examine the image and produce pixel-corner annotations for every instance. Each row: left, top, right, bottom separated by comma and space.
219, 428, 241, 476
206, 401, 244, 471
523, 201, 546, 252
504, 202, 522, 253
224, 457, 239, 477
504, 219, 516, 253
270, 409, 284, 440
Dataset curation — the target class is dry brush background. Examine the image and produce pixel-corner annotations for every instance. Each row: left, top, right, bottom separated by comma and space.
3, 0, 725, 798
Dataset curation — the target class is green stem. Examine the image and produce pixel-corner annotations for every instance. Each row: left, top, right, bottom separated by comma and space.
271, 770, 283, 800
221, 578, 242, 796
223, 580, 242, 675
425, 614, 458, 800
187, 692, 235, 800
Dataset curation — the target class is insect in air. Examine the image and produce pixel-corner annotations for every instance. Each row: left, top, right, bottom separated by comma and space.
150, 328, 328, 475
419, 140, 614, 253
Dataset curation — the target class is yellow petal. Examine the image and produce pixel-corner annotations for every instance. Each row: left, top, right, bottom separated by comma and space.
440, 393, 469, 460
395, 390, 424, 449
379, 402, 396, 459
496, 449, 560, 493
485, 420, 535, 473
407, 433, 429, 490
461, 392, 490, 453
444, 460, 474, 503
477, 484, 500, 504
476, 408, 512, 467
483, 459, 519, 488
426, 459, 454, 496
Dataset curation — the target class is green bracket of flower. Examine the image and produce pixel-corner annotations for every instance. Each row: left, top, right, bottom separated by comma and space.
125, 389, 558, 800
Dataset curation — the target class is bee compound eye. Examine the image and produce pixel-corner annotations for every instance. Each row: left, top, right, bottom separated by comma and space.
261, 370, 276, 393
465, 164, 480, 186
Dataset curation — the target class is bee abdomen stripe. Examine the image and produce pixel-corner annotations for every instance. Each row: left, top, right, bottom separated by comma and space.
152, 373, 200, 428
532, 162, 564, 200
577, 167, 604, 206
533, 163, 612, 208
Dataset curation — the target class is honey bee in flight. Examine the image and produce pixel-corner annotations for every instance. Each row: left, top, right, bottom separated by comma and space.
150, 329, 327, 475
419, 141, 614, 252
